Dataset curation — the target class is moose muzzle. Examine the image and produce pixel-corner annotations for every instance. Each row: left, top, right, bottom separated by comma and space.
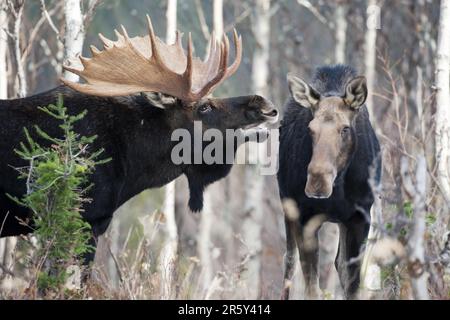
305, 163, 337, 199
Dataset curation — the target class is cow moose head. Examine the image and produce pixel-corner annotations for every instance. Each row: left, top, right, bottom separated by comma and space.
287, 73, 368, 199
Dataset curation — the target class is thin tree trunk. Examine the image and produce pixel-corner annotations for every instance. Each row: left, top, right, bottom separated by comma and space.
12, 0, 26, 98
196, 0, 223, 298
63, 0, 84, 82
401, 156, 430, 300
240, 0, 270, 299
364, 0, 379, 121
159, 0, 178, 300
334, 1, 347, 64
213, 0, 223, 38
0, 12, 7, 276
0, 5, 8, 98
435, 0, 450, 207
1, 0, 25, 283
360, 0, 382, 299
165, 0, 177, 44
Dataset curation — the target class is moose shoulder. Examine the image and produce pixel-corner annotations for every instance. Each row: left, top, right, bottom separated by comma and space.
278, 65, 381, 299
0, 16, 278, 264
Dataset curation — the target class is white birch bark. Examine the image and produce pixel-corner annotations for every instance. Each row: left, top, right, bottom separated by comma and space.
213, 0, 223, 39
165, 0, 177, 44
1, 1, 20, 282
334, 2, 347, 64
0, 2, 18, 284
360, 0, 382, 299
435, 0, 450, 206
404, 156, 430, 299
196, 0, 223, 297
0, 5, 7, 98
12, 0, 26, 98
63, 0, 84, 82
159, 0, 178, 299
364, 0, 379, 121
239, 0, 270, 299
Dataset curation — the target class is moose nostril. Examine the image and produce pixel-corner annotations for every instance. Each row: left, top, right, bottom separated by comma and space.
263, 109, 278, 117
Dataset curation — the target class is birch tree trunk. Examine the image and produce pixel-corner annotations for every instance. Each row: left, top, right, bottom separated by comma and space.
359, 0, 382, 299
0, 4, 7, 98
63, 0, 84, 82
401, 156, 430, 299
364, 0, 379, 121
334, 1, 347, 64
12, 0, 26, 98
159, 0, 178, 300
435, 0, 450, 206
196, 0, 223, 298
213, 0, 223, 38
239, 0, 270, 299
0, 0, 24, 284
165, 0, 177, 44
0, 5, 8, 277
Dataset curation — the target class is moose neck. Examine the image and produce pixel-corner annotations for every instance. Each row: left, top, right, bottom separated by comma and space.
109, 94, 184, 208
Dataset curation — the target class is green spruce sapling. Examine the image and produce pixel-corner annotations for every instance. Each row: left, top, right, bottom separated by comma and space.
10, 95, 110, 293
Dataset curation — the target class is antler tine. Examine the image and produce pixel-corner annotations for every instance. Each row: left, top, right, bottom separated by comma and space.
120, 24, 131, 40
194, 36, 229, 98
62, 14, 243, 101
183, 32, 194, 91
225, 29, 242, 76
62, 63, 83, 76
146, 14, 162, 63
89, 45, 100, 57
98, 33, 113, 49
114, 29, 123, 42
79, 56, 91, 68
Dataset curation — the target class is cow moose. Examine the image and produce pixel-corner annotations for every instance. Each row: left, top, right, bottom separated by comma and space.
278, 65, 381, 299
0, 16, 278, 263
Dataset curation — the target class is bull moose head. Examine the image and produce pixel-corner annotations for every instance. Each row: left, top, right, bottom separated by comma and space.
62, 14, 278, 139
61, 15, 278, 212
287, 73, 368, 199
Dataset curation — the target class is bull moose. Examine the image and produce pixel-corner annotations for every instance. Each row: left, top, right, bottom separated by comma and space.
278, 65, 381, 299
0, 16, 278, 262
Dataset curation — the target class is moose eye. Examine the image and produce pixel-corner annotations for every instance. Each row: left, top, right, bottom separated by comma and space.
198, 104, 212, 114
341, 126, 351, 137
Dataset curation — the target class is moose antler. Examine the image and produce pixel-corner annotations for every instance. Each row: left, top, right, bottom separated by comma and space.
61, 15, 242, 102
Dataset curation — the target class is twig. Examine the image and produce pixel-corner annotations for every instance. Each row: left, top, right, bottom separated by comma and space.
0, 262, 15, 277
194, 0, 210, 40
21, 2, 63, 64
9, 0, 27, 97
83, 0, 100, 28
224, 7, 251, 33
39, 0, 61, 39
295, 0, 333, 28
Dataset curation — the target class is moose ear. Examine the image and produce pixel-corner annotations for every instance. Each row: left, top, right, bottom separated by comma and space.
344, 76, 368, 109
141, 92, 177, 109
287, 73, 320, 108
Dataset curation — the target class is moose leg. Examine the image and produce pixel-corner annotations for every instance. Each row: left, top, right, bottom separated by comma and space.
282, 218, 298, 300
335, 213, 370, 299
296, 217, 323, 299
